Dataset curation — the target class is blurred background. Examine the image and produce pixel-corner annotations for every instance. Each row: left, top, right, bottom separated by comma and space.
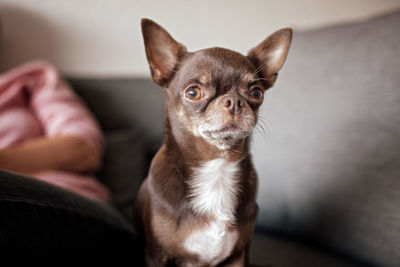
1, 0, 400, 77
1, 1, 400, 266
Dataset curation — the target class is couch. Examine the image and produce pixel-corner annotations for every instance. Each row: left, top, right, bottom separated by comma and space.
1, 10, 398, 267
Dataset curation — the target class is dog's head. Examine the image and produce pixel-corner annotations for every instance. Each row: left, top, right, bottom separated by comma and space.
141, 19, 292, 150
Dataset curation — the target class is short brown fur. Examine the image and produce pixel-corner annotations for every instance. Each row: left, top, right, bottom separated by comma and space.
134, 18, 292, 267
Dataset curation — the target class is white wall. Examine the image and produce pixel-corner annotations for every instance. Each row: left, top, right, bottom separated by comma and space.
1, 0, 400, 77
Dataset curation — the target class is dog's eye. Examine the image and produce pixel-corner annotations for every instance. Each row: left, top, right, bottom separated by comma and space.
185, 86, 202, 101
249, 87, 263, 100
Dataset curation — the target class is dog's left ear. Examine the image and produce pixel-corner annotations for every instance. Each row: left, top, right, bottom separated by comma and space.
141, 18, 187, 86
247, 28, 292, 88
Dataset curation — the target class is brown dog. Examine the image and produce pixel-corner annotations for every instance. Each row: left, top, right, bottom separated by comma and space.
134, 19, 292, 267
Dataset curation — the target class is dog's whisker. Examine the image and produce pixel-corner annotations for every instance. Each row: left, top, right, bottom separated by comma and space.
257, 115, 271, 128
252, 62, 266, 76
254, 125, 266, 141
260, 121, 271, 138
256, 116, 268, 129
250, 77, 273, 83
254, 120, 271, 142
256, 116, 271, 138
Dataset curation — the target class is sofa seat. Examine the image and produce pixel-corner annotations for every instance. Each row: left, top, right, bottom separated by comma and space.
250, 231, 365, 267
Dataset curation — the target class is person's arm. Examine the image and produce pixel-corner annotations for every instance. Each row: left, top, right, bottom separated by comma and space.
25, 62, 104, 174
0, 135, 100, 176
0, 61, 104, 176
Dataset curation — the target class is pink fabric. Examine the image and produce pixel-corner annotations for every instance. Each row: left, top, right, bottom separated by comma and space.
0, 60, 110, 201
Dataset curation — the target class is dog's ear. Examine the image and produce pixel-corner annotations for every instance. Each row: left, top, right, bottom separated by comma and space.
141, 18, 187, 86
247, 28, 292, 88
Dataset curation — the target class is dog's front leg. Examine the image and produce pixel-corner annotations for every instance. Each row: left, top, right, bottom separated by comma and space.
222, 243, 252, 267
225, 253, 245, 267
223, 249, 247, 267
145, 243, 170, 267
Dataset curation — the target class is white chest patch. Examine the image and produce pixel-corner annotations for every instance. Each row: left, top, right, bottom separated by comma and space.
184, 158, 241, 265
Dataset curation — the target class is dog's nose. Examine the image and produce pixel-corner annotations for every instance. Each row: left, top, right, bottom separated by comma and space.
221, 95, 244, 115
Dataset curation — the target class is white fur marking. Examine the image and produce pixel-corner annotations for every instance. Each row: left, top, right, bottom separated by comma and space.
184, 158, 240, 264
188, 158, 240, 221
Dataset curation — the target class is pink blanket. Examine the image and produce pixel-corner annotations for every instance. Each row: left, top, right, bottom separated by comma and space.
0, 60, 110, 201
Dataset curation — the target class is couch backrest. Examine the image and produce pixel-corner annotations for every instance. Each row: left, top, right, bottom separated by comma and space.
68, 78, 165, 208
252, 11, 400, 267
69, 78, 165, 139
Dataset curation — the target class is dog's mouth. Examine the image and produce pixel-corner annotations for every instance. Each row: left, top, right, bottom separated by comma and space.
204, 123, 244, 137
200, 123, 251, 149
195, 109, 256, 150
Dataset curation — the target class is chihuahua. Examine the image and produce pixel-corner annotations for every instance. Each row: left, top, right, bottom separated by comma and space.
134, 18, 292, 267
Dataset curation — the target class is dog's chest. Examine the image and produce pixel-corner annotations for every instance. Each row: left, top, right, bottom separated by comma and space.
184, 220, 238, 265
184, 158, 240, 264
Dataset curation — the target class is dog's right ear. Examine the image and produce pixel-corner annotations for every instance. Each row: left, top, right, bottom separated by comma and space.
141, 19, 187, 86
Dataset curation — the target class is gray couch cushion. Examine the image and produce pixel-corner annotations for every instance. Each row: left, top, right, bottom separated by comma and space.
252, 11, 400, 267
250, 231, 365, 267
97, 129, 146, 208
